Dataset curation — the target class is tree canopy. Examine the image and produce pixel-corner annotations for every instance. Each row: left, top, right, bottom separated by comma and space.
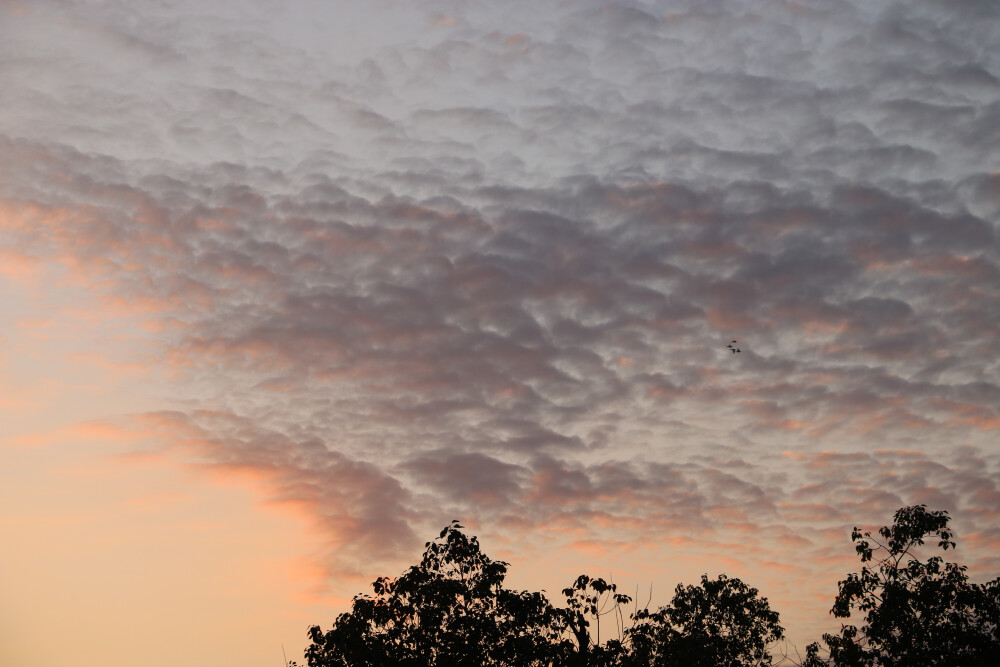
296, 520, 782, 666
628, 574, 783, 667
810, 504, 1000, 666
299, 521, 565, 666
295, 506, 999, 666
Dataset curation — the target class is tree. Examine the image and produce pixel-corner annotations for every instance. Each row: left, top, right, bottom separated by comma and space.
560, 573, 634, 666
818, 504, 1000, 666
299, 521, 565, 666
297, 521, 783, 666
626, 573, 784, 667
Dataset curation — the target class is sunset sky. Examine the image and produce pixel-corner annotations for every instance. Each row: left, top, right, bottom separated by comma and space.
2, 1, 999, 665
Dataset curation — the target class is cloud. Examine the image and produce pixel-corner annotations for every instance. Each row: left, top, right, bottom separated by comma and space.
401, 450, 526, 505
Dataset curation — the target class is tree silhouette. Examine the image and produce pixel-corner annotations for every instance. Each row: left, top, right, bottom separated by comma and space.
811, 504, 1000, 666
626, 574, 784, 667
296, 505, 999, 666
299, 521, 565, 666
559, 573, 634, 666
297, 521, 786, 666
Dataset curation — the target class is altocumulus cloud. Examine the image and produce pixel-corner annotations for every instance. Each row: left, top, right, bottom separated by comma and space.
2, 0, 999, 641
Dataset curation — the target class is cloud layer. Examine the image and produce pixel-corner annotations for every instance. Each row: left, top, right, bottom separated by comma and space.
3, 0, 999, 649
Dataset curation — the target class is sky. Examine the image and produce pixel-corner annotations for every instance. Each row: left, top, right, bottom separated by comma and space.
1, 0, 999, 665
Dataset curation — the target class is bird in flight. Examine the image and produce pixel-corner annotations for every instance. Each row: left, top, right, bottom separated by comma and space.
726, 340, 741, 353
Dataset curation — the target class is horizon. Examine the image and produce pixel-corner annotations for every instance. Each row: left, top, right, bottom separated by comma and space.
2, 1, 999, 665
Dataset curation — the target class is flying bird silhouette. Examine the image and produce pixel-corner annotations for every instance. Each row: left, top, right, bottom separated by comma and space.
726, 340, 741, 353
